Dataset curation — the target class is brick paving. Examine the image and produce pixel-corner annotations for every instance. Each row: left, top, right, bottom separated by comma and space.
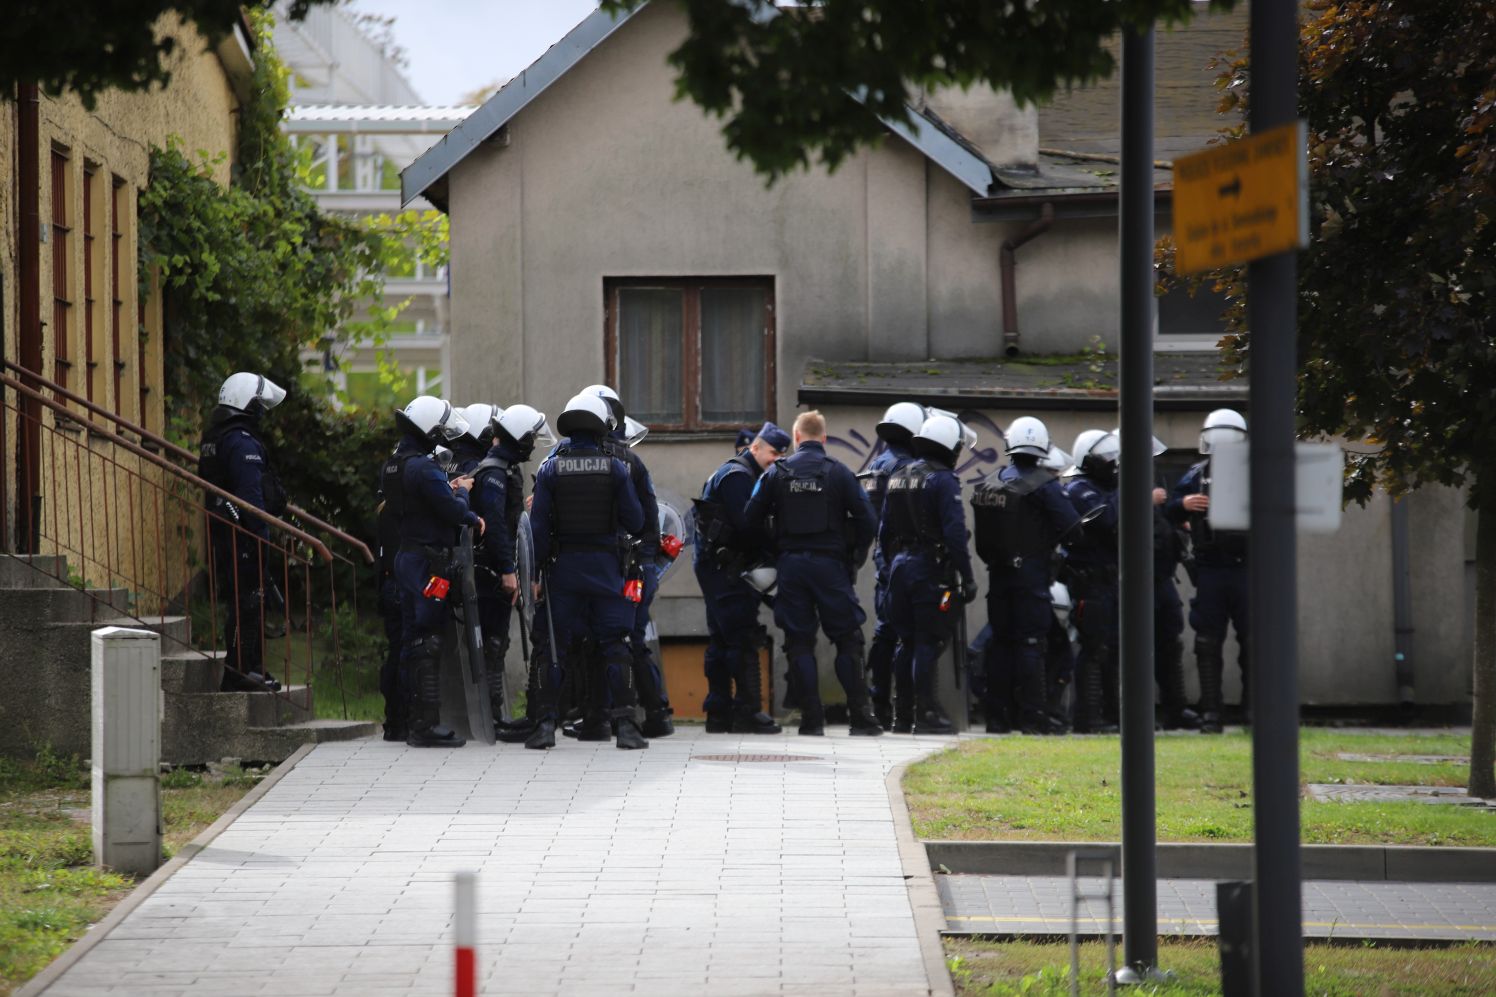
37, 729, 947, 997
940, 874, 1496, 941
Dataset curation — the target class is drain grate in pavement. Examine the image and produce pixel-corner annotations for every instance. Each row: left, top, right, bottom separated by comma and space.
1335, 753, 1469, 765
692, 754, 822, 763
1307, 783, 1495, 806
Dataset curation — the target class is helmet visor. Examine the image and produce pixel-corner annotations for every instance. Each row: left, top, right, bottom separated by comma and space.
257, 376, 287, 410
438, 405, 471, 441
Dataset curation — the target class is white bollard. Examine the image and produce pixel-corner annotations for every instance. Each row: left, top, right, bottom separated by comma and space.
454, 870, 477, 997
91, 626, 162, 876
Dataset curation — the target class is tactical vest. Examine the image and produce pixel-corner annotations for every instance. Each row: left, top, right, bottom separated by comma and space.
1186, 459, 1247, 559
884, 461, 939, 552
773, 457, 831, 537
551, 449, 616, 538
199, 420, 286, 517
858, 450, 904, 522
380, 448, 423, 524
696, 454, 756, 546
972, 465, 1054, 564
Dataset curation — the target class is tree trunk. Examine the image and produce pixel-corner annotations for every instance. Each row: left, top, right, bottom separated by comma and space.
1470, 476, 1496, 799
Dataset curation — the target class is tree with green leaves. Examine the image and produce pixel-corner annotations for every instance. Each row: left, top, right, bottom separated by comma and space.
3, 0, 335, 109
600, 0, 1234, 181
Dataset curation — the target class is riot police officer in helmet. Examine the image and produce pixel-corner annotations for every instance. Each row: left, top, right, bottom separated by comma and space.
744, 410, 882, 736
528, 392, 646, 749
1062, 429, 1122, 734
449, 404, 499, 475
694, 422, 790, 734
199, 372, 289, 693
881, 414, 977, 735
1167, 409, 1249, 734
469, 404, 552, 737
862, 401, 925, 731
389, 396, 485, 748
971, 416, 1081, 734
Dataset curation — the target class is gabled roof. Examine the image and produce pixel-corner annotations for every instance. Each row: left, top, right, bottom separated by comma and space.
400, 2, 997, 210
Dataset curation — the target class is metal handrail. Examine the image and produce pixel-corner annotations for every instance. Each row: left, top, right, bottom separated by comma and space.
1, 358, 375, 564
0, 371, 335, 564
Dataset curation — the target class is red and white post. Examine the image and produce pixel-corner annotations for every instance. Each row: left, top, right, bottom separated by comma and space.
454, 870, 477, 997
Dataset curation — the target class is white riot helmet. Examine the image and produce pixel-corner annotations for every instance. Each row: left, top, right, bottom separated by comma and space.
913, 413, 963, 466
1005, 416, 1050, 458
581, 383, 624, 430
742, 565, 778, 594
1050, 580, 1074, 629
1041, 445, 1071, 473
1108, 427, 1168, 457
1200, 409, 1247, 454
557, 392, 612, 438
876, 401, 925, 445
622, 416, 649, 448
924, 405, 979, 451
459, 403, 501, 444
494, 403, 553, 451
399, 396, 470, 443
218, 372, 287, 415
1072, 429, 1119, 480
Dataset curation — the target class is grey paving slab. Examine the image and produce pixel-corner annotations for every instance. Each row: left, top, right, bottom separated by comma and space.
38, 728, 949, 996
940, 874, 1496, 941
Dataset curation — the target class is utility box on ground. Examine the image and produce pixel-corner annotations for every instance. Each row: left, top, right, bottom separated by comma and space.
91, 626, 162, 876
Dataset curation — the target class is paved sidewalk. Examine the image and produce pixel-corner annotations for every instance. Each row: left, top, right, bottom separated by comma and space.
940, 874, 1496, 941
40, 729, 948, 997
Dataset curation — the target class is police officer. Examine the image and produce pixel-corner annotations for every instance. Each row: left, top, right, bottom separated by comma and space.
1062, 429, 1121, 734
390, 396, 484, 748
971, 417, 1081, 734
744, 410, 882, 736
577, 385, 674, 739
862, 401, 925, 731
694, 422, 790, 734
1167, 409, 1249, 734
469, 404, 551, 735
881, 414, 977, 735
734, 428, 756, 456
198, 372, 289, 692
528, 392, 646, 749
1153, 478, 1200, 730
448, 404, 499, 475
375, 452, 407, 741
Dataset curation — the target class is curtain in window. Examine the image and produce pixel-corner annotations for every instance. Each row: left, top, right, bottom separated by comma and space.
700, 286, 765, 425
618, 288, 684, 424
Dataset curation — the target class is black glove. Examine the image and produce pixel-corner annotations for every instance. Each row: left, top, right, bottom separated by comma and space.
959, 579, 979, 605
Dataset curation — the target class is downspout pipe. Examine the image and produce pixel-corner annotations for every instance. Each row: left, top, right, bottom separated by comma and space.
1390, 495, 1415, 711
15, 83, 43, 552
999, 202, 1054, 357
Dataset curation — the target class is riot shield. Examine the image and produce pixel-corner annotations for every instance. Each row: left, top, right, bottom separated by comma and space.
452, 526, 495, 744
653, 489, 694, 587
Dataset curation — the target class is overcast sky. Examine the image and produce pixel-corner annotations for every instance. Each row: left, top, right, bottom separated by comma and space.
345, 0, 601, 105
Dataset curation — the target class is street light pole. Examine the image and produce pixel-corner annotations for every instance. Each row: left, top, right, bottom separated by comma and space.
1118, 23, 1158, 979
1247, 1, 1305, 994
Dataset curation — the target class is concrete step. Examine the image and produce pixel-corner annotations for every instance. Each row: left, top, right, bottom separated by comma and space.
0, 554, 71, 589
246, 685, 314, 727
0, 585, 131, 623
160, 650, 226, 694
163, 714, 377, 766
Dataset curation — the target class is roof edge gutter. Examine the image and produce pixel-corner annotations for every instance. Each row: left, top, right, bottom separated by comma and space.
999, 202, 1054, 358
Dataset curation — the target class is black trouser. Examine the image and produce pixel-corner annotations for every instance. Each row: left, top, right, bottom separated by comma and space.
379, 576, 406, 730
213, 527, 266, 678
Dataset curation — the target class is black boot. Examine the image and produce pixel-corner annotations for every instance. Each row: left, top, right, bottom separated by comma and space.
892, 666, 914, 734
613, 708, 649, 750
564, 712, 612, 741
1074, 647, 1117, 735
732, 644, 782, 734
643, 709, 675, 738
632, 647, 673, 738
524, 719, 556, 749
849, 703, 885, 736
406, 652, 466, 748
705, 712, 734, 733
867, 628, 896, 730
1196, 639, 1225, 734
1017, 660, 1051, 735
913, 695, 954, 735
833, 633, 882, 736
483, 636, 508, 725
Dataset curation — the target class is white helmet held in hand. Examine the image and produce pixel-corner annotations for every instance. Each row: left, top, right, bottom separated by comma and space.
557, 392, 612, 438
400, 396, 470, 442
876, 401, 925, 444
742, 565, 778, 594
1041, 445, 1072, 473
218, 372, 287, 414
1005, 416, 1050, 458
1200, 409, 1247, 454
622, 416, 649, 448
495, 403, 553, 449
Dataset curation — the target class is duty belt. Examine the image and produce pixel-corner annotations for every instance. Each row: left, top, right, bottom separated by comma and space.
399, 540, 452, 559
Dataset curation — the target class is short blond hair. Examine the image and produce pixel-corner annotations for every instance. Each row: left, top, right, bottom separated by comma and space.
793, 410, 826, 441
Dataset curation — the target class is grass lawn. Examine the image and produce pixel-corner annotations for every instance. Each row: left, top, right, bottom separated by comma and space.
946, 937, 1496, 995
0, 747, 263, 996
905, 729, 1496, 846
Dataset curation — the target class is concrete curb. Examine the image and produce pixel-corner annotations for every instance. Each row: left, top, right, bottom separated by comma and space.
887, 750, 957, 997
925, 840, 1496, 883
17, 743, 318, 997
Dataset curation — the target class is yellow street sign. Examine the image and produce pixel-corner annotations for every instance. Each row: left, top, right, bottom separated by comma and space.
1172, 120, 1308, 274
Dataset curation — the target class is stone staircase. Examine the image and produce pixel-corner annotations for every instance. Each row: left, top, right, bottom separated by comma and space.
0, 554, 376, 764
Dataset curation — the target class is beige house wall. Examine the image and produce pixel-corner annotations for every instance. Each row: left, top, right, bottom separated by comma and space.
3, 16, 244, 600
